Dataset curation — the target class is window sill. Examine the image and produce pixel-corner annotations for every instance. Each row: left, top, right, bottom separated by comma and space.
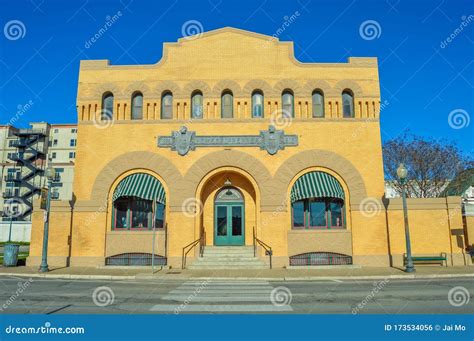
289, 229, 349, 234
108, 229, 165, 234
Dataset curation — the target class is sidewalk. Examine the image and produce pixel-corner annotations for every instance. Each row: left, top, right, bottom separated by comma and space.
1, 265, 473, 281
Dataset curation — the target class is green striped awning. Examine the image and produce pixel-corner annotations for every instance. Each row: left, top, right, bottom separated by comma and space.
113, 173, 166, 204
291, 171, 345, 203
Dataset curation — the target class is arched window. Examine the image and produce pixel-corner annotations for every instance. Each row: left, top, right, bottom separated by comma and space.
191, 91, 203, 119
251, 90, 264, 118
112, 173, 166, 230
102, 92, 114, 121
312, 90, 325, 118
131, 92, 143, 120
282, 90, 294, 117
221, 90, 233, 118
342, 90, 354, 118
161, 91, 173, 119
291, 171, 345, 229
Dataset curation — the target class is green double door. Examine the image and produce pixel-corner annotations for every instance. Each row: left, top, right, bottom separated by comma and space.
214, 203, 244, 246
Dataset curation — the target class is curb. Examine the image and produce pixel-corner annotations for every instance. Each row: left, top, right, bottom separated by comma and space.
0, 273, 136, 280
184, 273, 474, 281
1, 272, 473, 281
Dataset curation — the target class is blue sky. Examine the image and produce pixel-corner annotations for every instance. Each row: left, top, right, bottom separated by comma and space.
0, 0, 473, 153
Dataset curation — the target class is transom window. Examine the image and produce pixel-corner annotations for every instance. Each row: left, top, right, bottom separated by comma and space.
221, 90, 233, 118
215, 187, 244, 203
251, 90, 264, 118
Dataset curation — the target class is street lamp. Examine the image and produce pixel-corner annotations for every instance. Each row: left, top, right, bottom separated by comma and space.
397, 163, 415, 273
39, 165, 56, 273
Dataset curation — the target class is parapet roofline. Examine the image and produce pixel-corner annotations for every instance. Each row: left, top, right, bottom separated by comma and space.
79, 26, 377, 70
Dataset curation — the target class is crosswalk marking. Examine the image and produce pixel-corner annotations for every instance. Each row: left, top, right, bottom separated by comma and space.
150, 279, 293, 313
150, 304, 292, 312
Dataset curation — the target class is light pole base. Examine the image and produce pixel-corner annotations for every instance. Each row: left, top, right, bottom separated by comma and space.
405, 266, 416, 273
39, 264, 49, 273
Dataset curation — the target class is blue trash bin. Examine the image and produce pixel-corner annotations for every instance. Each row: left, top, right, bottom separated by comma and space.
3, 244, 20, 267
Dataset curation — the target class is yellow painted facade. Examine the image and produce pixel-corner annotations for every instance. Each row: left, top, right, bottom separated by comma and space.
27, 28, 470, 269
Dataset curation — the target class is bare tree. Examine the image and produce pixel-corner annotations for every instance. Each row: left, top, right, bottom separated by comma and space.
383, 133, 473, 198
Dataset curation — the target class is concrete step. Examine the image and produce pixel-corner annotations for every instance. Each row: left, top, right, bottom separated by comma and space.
188, 264, 268, 270
199, 255, 258, 262
193, 259, 263, 265
203, 246, 254, 252
189, 246, 267, 269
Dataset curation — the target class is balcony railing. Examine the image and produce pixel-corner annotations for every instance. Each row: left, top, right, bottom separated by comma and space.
2, 190, 19, 198
4, 174, 21, 181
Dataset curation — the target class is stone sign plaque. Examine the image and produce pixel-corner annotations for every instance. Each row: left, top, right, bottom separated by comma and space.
158, 125, 298, 156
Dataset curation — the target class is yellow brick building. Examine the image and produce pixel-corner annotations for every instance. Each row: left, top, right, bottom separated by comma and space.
27, 28, 470, 269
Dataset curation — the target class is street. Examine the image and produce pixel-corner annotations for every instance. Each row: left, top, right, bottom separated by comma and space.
0, 276, 472, 314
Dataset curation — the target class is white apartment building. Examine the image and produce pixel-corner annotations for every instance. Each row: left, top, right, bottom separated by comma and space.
0, 122, 77, 222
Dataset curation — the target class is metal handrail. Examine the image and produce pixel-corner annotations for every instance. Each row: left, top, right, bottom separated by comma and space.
253, 226, 273, 269
181, 227, 205, 269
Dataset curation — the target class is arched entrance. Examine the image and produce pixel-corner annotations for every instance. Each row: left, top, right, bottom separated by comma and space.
214, 185, 245, 246
196, 169, 259, 248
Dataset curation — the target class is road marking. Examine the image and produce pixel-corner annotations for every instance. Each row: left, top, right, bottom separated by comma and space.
150, 279, 293, 313
150, 304, 292, 312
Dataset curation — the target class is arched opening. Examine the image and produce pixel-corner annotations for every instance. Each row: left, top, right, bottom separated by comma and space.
197, 169, 258, 247
342, 89, 354, 118
111, 172, 166, 230
312, 89, 324, 118
221, 90, 233, 118
290, 171, 346, 229
251, 90, 264, 118
102, 92, 114, 121
214, 186, 245, 245
131, 91, 143, 120
191, 90, 203, 119
161, 91, 173, 119
281, 89, 294, 117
